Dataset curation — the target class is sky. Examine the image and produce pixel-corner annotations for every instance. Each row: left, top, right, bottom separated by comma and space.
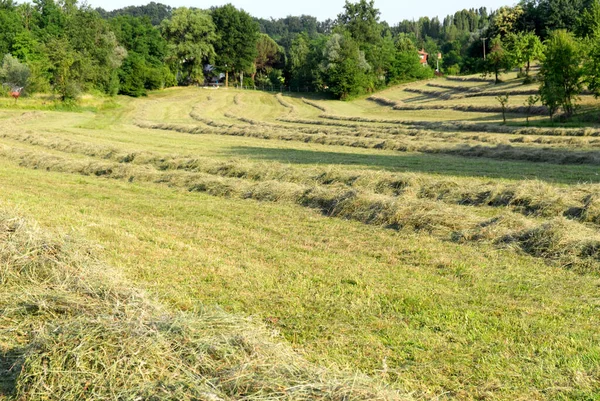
88, 0, 516, 25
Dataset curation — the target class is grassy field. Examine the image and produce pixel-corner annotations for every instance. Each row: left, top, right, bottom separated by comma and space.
1, 73, 600, 400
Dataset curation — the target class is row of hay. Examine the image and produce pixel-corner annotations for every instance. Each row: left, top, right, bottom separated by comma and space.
403, 87, 453, 100
446, 76, 495, 83
426, 83, 541, 98
271, 115, 600, 149
193, 105, 535, 148
320, 112, 600, 137
0, 210, 403, 401
1, 144, 599, 273
137, 120, 600, 166
301, 98, 329, 112
426, 82, 487, 93
276, 93, 296, 115
2, 129, 599, 226
222, 113, 413, 140
387, 98, 549, 115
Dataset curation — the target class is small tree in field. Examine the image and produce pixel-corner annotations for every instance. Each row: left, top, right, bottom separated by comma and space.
539, 30, 583, 119
487, 35, 512, 84
524, 95, 540, 125
496, 94, 510, 123
521, 32, 544, 79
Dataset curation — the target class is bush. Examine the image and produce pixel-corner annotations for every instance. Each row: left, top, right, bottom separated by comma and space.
242, 76, 255, 87
0, 53, 30, 93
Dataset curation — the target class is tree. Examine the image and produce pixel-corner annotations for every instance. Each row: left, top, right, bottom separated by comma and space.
486, 35, 512, 84
495, 94, 510, 123
97, 2, 173, 26
45, 37, 78, 100
110, 15, 171, 94
584, 27, 600, 98
287, 33, 325, 90
539, 30, 583, 118
336, 0, 381, 44
505, 31, 544, 78
388, 35, 433, 83
161, 7, 216, 85
524, 94, 540, 124
0, 4, 23, 55
0, 54, 30, 92
321, 32, 370, 99
490, 5, 524, 37
211, 4, 260, 87
577, 0, 600, 38
254, 33, 284, 82
521, 32, 544, 77
336, 0, 387, 90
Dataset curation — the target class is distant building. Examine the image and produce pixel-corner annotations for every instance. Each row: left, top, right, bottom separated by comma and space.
418, 49, 428, 66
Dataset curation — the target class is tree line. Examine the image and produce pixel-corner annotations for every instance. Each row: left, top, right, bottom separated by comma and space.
1, 0, 600, 109
0, 0, 437, 101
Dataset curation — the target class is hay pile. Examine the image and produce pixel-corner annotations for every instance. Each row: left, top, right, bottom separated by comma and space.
0, 211, 406, 400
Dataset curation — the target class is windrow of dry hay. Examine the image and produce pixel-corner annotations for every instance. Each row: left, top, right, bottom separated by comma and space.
426, 83, 540, 98
1, 138, 600, 274
368, 95, 549, 115
0, 211, 405, 401
137, 120, 600, 166
318, 113, 600, 137
2, 128, 600, 224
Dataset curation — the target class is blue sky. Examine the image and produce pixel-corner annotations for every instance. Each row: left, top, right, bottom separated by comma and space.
89, 0, 516, 25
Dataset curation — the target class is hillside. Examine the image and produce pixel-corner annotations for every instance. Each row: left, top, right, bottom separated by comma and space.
1, 73, 599, 400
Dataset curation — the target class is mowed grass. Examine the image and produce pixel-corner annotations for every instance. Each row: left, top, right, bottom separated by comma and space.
1, 158, 599, 401
1, 77, 600, 400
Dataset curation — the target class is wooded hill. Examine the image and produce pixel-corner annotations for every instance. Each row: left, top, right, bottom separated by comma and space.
1, 0, 600, 107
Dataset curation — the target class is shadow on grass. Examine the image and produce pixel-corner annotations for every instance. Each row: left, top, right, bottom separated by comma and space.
227, 146, 600, 184
0, 347, 23, 398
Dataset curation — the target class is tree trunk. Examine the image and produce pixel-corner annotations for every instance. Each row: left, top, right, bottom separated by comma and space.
226, 71, 229, 88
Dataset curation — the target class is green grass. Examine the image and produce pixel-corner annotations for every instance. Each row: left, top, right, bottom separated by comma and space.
1, 75, 600, 400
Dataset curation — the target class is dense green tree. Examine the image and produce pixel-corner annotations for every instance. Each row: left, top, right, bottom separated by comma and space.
45, 37, 77, 100
62, 6, 125, 95
161, 7, 216, 85
287, 33, 325, 90
0, 5, 24, 55
254, 33, 284, 79
211, 4, 260, 87
117, 52, 147, 96
321, 32, 370, 99
336, 0, 381, 44
577, 0, 600, 38
521, 31, 544, 76
32, 0, 66, 40
96, 2, 172, 26
110, 15, 170, 94
583, 21, 600, 98
540, 30, 583, 118
505, 31, 543, 77
388, 35, 433, 83
489, 6, 524, 37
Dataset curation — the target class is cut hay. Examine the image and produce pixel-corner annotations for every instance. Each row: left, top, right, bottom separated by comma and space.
0, 211, 406, 400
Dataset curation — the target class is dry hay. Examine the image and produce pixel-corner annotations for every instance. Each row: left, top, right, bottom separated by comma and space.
2, 143, 600, 273
0, 211, 405, 400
